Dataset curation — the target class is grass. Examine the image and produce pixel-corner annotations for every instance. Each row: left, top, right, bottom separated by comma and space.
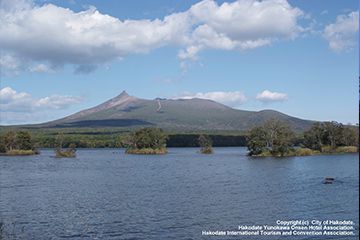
321, 146, 358, 154
334, 146, 358, 153
251, 146, 358, 157
1, 149, 38, 156
125, 147, 167, 155
292, 148, 319, 156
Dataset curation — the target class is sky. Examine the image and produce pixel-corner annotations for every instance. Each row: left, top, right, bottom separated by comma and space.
0, 0, 358, 125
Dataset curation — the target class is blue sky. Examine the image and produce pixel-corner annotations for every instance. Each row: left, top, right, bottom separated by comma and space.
0, 0, 358, 125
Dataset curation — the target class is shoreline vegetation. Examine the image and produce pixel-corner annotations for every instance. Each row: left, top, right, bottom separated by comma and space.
0, 120, 358, 157
0, 149, 38, 156
251, 146, 358, 157
247, 120, 358, 157
123, 128, 168, 155
125, 147, 167, 155
0, 130, 38, 156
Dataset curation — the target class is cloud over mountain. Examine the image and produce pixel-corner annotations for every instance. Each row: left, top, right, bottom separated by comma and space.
256, 90, 288, 102
177, 91, 247, 106
0, 87, 82, 111
0, 86, 82, 124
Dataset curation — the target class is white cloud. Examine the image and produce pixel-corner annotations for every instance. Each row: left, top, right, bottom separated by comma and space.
323, 11, 359, 52
256, 90, 288, 102
177, 0, 305, 62
178, 46, 202, 61
0, 87, 83, 124
176, 91, 247, 106
0, 0, 307, 74
0, 54, 26, 76
29, 64, 52, 73
0, 0, 192, 74
0, 87, 82, 112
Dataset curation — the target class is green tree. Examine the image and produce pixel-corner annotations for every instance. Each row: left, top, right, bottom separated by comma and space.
0, 135, 6, 153
4, 130, 17, 151
323, 121, 344, 149
247, 126, 267, 155
16, 131, 33, 150
124, 128, 168, 150
198, 134, 213, 154
303, 122, 358, 151
303, 122, 326, 151
271, 123, 294, 156
340, 127, 358, 146
247, 119, 294, 156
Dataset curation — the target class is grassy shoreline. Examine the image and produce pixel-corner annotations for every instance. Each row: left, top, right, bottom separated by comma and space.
251, 146, 358, 157
125, 147, 167, 155
0, 149, 38, 156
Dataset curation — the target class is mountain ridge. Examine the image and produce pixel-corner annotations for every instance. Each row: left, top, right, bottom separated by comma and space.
12, 91, 316, 132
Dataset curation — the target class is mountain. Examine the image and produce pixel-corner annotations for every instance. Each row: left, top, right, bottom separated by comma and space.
41, 91, 314, 132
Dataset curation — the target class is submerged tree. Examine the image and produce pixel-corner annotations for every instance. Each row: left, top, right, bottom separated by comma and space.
198, 134, 213, 154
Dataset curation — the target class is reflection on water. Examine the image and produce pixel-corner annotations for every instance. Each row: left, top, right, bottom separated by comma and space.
0, 148, 358, 239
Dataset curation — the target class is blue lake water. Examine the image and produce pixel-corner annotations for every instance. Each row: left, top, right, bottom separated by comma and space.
0, 148, 358, 239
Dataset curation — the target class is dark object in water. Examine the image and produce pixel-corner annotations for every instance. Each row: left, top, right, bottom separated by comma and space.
323, 177, 335, 184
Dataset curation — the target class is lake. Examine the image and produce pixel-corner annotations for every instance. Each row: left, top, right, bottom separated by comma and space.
0, 148, 358, 239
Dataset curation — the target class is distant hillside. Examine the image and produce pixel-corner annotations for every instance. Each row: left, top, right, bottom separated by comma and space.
34, 91, 314, 133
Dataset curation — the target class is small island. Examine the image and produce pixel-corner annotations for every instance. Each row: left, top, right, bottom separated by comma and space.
55, 144, 77, 158
198, 134, 213, 154
124, 127, 168, 154
0, 130, 38, 156
54, 133, 77, 158
247, 120, 358, 157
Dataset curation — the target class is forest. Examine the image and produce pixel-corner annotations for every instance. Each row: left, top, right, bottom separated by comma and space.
0, 120, 358, 156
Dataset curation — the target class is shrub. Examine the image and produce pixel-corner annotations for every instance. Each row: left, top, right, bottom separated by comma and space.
294, 148, 314, 156
55, 148, 76, 158
198, 134, 213, 154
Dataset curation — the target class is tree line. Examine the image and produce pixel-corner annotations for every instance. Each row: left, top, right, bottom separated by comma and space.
0, 120, 358, 156
302, 122, 358, 152
12, 132, 247, 148
0, 130, 36, 155
247, 119, 358, 157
